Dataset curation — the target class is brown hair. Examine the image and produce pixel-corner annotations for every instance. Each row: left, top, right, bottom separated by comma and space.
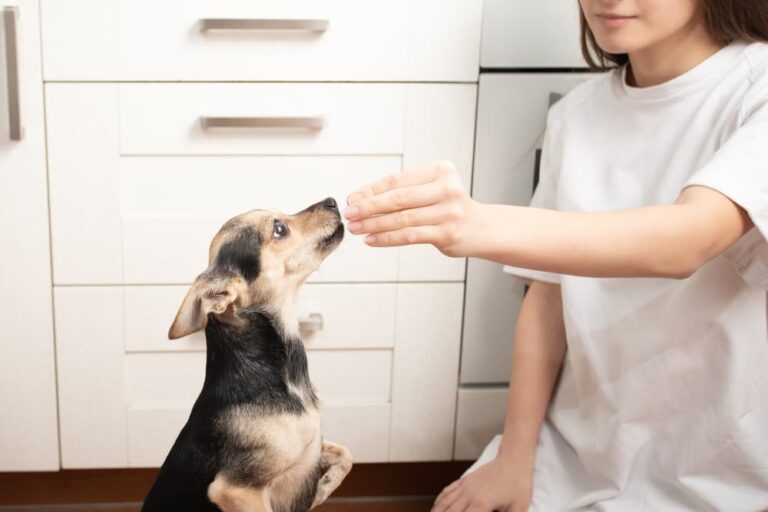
580, 0, 768, 70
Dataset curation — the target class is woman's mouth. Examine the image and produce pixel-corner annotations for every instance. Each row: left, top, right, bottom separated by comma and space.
596, 13, 637, 29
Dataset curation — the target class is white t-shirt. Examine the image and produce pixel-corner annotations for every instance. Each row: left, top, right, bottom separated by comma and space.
471, 42, 768, 511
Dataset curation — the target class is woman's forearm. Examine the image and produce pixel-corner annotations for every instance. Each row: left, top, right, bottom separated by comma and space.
498, 280, 567, 467
470, 188, 751, 279
344, 163, 751, 278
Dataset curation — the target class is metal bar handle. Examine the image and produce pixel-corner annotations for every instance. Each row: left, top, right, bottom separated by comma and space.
200, 116, 325, 130
299, 313, 324, 334
200, 18, 329, 32
3, 6, 21, 141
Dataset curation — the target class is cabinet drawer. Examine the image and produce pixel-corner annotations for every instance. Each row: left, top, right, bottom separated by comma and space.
41, 0, 481, 82
46, 83, 475, 285
124, 284, 398, 352
55, 283, 465, 467
125, 350, 392, 407
119, 83, 406, 156
481, 0, 585, 68
461, 73, 590, 384
454, 387, 507, 460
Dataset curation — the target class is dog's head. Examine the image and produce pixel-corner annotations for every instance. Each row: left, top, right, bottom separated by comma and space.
168, 197, 344, 340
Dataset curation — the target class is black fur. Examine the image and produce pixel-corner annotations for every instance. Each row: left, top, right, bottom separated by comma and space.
215, 227, 262, 282
141, 310, 320, 512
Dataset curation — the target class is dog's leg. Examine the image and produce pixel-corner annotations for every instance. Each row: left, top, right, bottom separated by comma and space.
208, 474, 272, 512
310, 441, 353, 509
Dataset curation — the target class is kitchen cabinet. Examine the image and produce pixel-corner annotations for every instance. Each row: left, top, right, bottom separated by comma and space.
455, 73, 591, 459
0, 0, 59, 470
481, 0, 586, 69
41, 0, 481, 467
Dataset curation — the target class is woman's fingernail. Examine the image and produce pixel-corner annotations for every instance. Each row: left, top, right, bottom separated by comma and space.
348, 221, 362, 233
365, 235, 377, 244
344, 206, 359, 219
347, 193, 364, 205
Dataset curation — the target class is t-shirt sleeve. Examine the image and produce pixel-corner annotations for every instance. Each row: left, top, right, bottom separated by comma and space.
503, 110, 563, 285
683, 65, 768, 289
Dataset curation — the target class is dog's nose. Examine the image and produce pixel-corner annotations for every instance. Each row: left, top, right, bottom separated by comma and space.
323, 197, 338, 211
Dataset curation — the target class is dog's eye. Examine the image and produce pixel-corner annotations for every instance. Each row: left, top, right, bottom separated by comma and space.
273, 219, 289, 239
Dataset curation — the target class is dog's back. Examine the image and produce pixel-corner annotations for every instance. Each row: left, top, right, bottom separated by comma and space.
141, 403, 222, 511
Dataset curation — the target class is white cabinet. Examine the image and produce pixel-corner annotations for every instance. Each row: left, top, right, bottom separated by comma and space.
42, 0, 481, 468
454, 73, 591, 459
40, 0, 482, 82
461, 73, 590, 386
0, 0, 59, 470
481, 0, 586, 69
454, 388, 508, 460
54, 283, 464, 467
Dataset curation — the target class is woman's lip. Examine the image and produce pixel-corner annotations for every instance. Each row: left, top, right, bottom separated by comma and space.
596, 13, 636, 27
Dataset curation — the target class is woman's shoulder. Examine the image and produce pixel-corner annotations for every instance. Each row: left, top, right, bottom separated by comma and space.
548, 70, 617, 124
745, 41, 768, 78
741, 42, 768, 117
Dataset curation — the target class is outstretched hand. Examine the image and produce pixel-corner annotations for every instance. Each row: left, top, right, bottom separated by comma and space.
344, 161, 483, 257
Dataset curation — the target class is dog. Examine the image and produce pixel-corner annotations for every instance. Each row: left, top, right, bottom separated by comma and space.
141, 197, 353, 512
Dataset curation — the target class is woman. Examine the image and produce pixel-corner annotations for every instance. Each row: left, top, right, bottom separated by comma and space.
344, 0, 768, 510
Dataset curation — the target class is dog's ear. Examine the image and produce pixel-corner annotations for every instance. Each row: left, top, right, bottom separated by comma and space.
168, 272, 246, 340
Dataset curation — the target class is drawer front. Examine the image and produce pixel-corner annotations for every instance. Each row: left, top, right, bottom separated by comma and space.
55, 283, 464, 466
125, 350, 392, 406
461, 73, 590, 385
125, 285, 398, 352
454, 387, 507, 460
46, 83, 474, 285
117, 156, 401, 284
41, 0, 481, 82
119, 83, 406, 156
481, 0, 585, 69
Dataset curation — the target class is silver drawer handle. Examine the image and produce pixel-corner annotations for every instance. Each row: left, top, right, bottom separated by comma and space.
200, 116, 326, 130
200, 18, 329, 32
299, 313, 324, 334
3, 6, 21, 141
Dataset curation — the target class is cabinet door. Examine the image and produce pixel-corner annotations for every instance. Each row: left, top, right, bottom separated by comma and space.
454, 387, 507, 460
460, 74, 589, 385
0, 0, 59, 470
481, 0, 586, 69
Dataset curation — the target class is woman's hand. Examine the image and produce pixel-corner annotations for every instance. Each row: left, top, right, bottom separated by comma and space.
432, 457, 533, 512
344, 160, 484, 258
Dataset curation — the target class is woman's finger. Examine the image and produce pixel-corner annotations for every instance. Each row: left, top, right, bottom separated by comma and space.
364, 226, 441, 248
344, 179, 445, 221
346, 161, 454, 205
434, 480, 463, 510
444, 494, 471, 512
349, 203, 451, 235
436, 478, 461, 500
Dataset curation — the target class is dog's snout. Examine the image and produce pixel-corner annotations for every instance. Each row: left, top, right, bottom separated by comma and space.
323, 197, 338, 211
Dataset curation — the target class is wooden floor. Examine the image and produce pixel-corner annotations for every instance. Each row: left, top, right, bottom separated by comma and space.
0, 497, 434, 511
0, 462, 470, 512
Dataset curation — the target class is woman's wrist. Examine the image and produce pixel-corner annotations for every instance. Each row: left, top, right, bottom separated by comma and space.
497, 444, 537, 475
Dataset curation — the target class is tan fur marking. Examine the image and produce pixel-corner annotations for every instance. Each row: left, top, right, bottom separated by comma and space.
310, 441, 353, 509
208, 475, 271, 512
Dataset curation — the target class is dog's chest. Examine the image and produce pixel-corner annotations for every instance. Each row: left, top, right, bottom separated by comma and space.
227, 405, 322, 464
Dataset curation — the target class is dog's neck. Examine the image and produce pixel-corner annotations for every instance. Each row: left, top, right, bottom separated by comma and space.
201, 309, 317, 410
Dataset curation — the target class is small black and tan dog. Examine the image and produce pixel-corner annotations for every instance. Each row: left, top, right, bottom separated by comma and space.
141, 198, 352, 512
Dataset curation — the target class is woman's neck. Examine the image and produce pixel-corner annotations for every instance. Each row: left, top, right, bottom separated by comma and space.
627, 16, 724, 87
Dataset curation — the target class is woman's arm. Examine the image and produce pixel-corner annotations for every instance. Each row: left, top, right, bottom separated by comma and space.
432, 279, 566, 512
499, 279, 566, 465
345, 161, 754, 279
